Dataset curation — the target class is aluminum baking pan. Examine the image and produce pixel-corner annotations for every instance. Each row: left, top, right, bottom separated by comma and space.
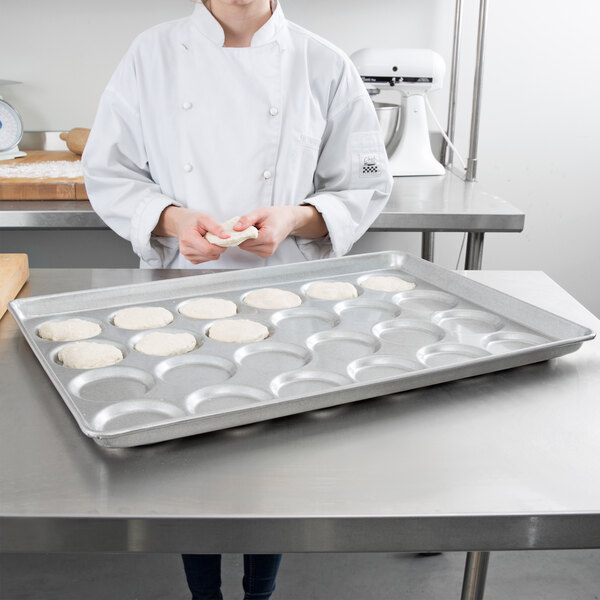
9, 251, 595, 447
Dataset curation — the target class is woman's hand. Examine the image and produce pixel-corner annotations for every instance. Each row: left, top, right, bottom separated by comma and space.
236, 205, 327, 258
153, 206, 230, 264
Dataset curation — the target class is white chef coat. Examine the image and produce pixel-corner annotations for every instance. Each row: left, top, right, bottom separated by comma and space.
83, 1, 392, 270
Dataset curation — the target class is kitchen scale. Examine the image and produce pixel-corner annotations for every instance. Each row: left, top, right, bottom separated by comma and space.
0, 80, 26, 161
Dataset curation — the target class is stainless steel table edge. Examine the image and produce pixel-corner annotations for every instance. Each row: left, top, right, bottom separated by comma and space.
0, 200, 526, 233
2, 513, 599, 554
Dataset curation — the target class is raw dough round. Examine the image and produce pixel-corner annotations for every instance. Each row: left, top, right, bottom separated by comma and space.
113, 306, 173, 330
205, 216, 259, 247
134, 331, 197, 356
305, 281, 358, 301
179, 297, 237, 320
208, 319, 269, 343
38, 318, 101, 341
361, 275, 416, 292
244, 288, 302, 310
58, 341, 123, 369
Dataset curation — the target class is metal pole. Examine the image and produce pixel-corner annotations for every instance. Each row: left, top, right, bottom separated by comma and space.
421, 232, 435, 262
466, 0, 490, 181
440, 0, 463, 167
464, 232, 485, 269
460, 551, 491, 600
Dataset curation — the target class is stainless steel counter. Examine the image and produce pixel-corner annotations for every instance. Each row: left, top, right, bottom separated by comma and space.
1, 268, 598, 557
0, 173, 525, 269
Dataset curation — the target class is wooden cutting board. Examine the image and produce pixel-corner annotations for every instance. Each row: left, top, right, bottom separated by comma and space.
0, 151, 88, 200
0, 254, 29, 320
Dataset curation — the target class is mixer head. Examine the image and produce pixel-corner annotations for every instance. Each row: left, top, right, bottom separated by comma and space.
351, 48, 445, 96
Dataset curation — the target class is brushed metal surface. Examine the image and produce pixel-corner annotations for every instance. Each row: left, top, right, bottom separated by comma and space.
1, 269, 599, 553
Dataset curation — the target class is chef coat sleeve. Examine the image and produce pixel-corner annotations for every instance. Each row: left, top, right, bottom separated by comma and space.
82, 56, 180, 268
296, 93, 393, 260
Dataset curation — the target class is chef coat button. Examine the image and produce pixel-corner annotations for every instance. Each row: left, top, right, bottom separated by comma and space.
182, 101, 193, 110
269, 107, 279, 116
263, 170, 272, 180
184, 163, 193, 172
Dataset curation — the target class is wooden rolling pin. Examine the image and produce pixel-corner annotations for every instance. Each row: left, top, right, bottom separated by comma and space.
0, 254, 29, 319
60, 128, 91, 155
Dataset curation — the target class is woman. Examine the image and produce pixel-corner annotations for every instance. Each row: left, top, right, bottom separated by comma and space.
83, 0, 392, 598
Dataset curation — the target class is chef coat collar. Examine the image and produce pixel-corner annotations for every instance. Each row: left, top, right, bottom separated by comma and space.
191, 1, 288, 49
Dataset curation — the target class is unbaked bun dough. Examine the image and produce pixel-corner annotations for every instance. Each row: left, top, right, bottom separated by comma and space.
208, 319, 269, 343
179, 297, 237, 319
306, 281, 358, 301
134, 331, 197, 356
244, 288, 302, 310
58, 341, 123, 369
361, 275, 416, 292
38, 318, 101, 341
205, 216, 259, 247
113, 306, 173, 330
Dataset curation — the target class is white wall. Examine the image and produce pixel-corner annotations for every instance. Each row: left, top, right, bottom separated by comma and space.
2, 0, 599, 315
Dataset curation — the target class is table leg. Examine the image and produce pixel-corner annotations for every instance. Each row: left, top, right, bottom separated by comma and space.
464, 232, 485, 269
421, 232, 435, 262
460, 551, 490, 600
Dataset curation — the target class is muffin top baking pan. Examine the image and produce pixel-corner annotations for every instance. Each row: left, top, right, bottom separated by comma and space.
9, 251, 595, 447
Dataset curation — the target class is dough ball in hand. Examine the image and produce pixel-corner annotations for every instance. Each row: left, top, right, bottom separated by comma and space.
205, 216, 258, 247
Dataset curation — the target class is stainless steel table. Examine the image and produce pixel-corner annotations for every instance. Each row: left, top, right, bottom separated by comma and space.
370, 175, 524, 269
1, 269, 598, 599
0, 173, 525, 270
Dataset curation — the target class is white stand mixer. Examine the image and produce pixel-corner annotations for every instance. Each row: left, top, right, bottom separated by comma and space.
351, 49, 446, 177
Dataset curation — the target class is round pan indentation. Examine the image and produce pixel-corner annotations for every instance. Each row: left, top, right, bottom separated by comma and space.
393, 290, 459, 314
334, 299, 400, 327
433, 309, 504, 335
270, 307, 339, 336
91, 400, 185, 433
483, 331, 550, 354
271, 370, 351, 398
69, 366, 155, 402
348, 355, 422, 382
372, 319, 445, 349
186, 385, 273, 416
234, 341, 311, 372
417, 343, 490, 368
155, 355, 236, 387
306, 330, 381, 362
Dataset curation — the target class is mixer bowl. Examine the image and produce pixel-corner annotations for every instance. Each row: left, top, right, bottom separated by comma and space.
374, 102, 400, 153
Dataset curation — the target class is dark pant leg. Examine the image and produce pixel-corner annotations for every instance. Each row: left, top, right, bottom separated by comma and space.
242, 554, 283, 600
182, 554, 223, 600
